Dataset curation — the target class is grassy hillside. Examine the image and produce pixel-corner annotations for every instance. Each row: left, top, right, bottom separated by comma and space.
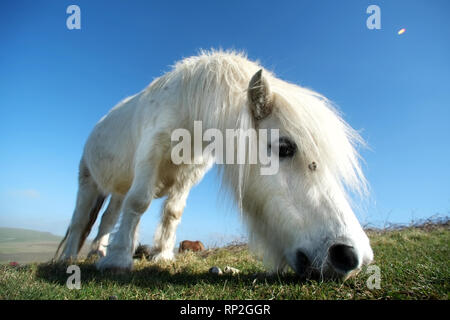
0, 224, 448, 300
0, 228, 91, 263
0, 227, 62, 263
0, 227, 62, 243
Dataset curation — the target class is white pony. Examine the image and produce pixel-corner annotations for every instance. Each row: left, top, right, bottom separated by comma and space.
55, 50, 373, 280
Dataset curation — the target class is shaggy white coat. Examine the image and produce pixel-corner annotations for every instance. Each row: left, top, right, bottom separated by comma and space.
56, 50, 373, 277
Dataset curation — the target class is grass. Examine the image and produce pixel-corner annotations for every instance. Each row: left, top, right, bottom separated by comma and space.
0, 223, 448, 300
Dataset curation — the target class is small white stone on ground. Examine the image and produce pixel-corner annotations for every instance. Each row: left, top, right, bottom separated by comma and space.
224, 266, 240, 275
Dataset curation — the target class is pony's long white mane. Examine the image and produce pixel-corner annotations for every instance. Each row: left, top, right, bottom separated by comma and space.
151, 49, 367, 199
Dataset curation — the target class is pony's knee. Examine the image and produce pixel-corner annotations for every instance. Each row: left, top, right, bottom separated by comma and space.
124, 193, 151, 215
78, 160, 94, 186
164, 197, 186, 220
164, 206, 183, 221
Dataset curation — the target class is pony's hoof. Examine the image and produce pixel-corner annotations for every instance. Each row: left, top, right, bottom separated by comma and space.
96, 253, 133, 273
56, 254, 78, 264
88, 249, 105, 259
151, 251, 175, 262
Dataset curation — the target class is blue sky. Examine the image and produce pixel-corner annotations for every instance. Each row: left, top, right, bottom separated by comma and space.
1, 1, 449, 246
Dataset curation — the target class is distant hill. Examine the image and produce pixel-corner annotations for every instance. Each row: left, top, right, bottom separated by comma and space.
0, 227, 89, 263
0, 227, 62, 243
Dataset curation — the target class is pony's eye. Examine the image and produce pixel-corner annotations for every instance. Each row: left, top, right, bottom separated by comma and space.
277, 137, 297, 158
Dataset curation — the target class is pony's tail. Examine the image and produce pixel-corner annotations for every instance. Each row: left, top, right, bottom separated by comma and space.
78, 195, 106, 252
54, 227, 70, 260
53, 195, 106, 261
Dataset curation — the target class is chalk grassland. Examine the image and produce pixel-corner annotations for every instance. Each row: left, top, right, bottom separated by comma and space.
0, 224, 448, 299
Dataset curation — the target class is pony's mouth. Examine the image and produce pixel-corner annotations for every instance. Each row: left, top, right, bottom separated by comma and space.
294, 264, 361, 281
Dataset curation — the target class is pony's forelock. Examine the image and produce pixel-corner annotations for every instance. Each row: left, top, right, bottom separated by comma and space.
271, 80, 368, 198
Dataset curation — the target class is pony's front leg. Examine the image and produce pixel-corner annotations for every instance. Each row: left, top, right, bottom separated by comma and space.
152, 162, 212, 262
96, 165, 156, 272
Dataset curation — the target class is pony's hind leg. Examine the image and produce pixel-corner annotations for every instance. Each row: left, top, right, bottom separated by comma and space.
89, 194, 124, 258
56, 160, 106, 261
151, 192, 188, 262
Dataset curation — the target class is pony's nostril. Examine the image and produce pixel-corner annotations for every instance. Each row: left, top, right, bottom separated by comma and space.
328, 244, 359, 273
295, 250, 310, 275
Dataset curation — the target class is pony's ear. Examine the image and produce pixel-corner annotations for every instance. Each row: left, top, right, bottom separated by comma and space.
248, 69, 273, 121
